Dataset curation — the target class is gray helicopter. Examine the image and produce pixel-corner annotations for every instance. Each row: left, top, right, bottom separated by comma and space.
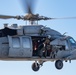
0, 0, 76, 72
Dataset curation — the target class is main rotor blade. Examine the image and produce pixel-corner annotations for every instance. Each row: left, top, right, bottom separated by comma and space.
50, 17, 76, 20
0, 15, 16, 19
21, 0, 36, 14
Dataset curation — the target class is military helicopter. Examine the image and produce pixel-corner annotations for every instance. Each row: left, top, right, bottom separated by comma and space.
0, 0, 76, 72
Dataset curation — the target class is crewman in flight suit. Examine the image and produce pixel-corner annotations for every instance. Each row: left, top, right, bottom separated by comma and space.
38, 35, 51, 58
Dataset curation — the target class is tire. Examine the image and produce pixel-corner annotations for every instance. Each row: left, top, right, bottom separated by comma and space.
32, 63, 40, 72
55, 60, 63, 70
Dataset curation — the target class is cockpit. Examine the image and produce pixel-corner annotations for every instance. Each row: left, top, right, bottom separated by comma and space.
69, 37, 76, 44
67, 37, 76, 49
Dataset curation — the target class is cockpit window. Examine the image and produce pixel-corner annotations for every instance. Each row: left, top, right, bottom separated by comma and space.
69, 38, 76, 44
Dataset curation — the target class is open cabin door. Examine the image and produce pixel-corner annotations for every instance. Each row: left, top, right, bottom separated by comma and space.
8, 36, 33, 57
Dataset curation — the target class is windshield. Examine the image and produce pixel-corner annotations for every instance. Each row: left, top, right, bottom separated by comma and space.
69, 37, 76, 44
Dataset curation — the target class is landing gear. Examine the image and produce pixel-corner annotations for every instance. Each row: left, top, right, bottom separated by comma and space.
32, 60, 63, 71
55, 60, 63, 70
32, 62, 40, 72
32, 61, 44, 72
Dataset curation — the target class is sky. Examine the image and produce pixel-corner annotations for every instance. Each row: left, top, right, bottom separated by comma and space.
0, 0, 76, 75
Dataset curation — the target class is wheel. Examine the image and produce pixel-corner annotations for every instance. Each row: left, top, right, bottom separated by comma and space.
55, 60, 63, 70
32, 63, 40, 72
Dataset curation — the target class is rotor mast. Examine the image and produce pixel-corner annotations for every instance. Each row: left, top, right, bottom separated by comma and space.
23, 13, 52, 25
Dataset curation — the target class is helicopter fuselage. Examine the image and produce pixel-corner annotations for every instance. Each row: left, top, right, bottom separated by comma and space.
0, 24, 76, 71
0, 25, 76, 60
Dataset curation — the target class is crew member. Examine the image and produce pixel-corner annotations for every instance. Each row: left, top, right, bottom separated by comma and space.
38, 35, 51, 58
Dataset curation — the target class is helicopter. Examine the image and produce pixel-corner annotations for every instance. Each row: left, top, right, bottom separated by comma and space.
0, 0, 76, 72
